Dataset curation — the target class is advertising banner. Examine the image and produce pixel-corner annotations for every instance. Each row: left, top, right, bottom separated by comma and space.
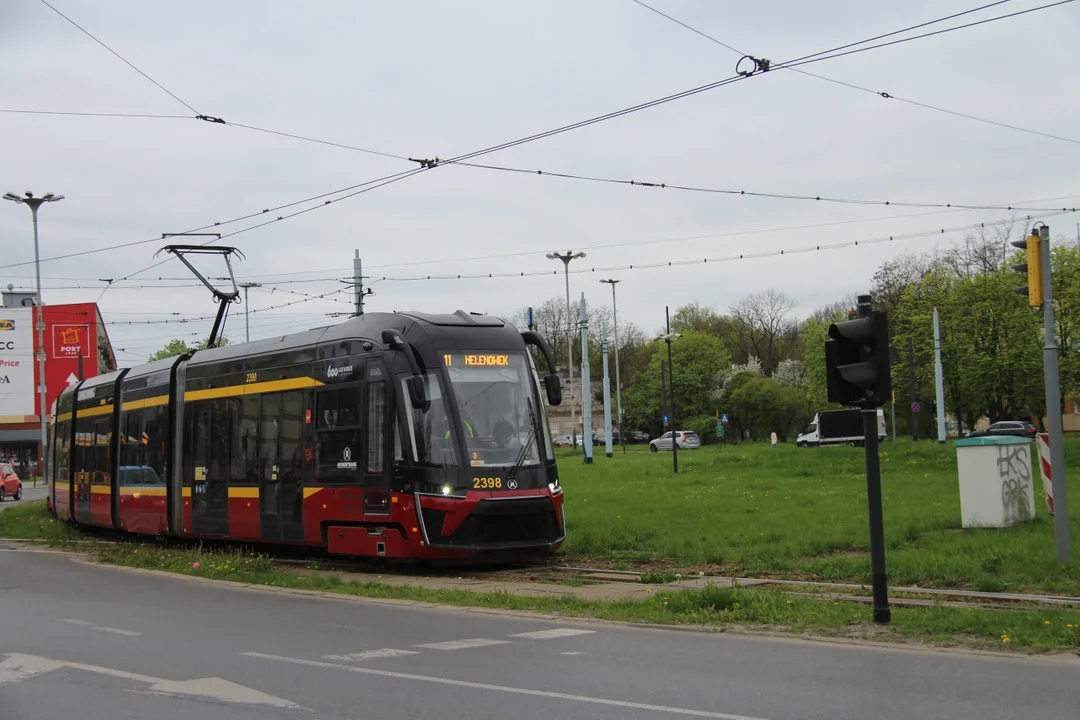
0, 307, 35, 418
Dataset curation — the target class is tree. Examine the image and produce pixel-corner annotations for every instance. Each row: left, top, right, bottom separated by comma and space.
725, 375, 807, 441
800, 304, 848, 411
149, 336, 229, 361
773, 358, 806, 389
729, 289, 801, 374
621, 330, 729, 435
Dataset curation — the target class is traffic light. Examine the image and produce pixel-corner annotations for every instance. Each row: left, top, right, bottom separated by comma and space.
826, 310, 891, 407
1011, 233, 1044, 307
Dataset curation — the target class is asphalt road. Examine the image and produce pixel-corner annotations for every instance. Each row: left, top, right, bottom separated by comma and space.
0, 484, 47, 510
1, 550, 1077, 720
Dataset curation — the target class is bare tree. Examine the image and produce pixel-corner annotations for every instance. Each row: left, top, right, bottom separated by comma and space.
729, 289, 800, 374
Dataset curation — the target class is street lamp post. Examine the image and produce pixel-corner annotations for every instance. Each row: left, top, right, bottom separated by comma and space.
600, 279, 623, 452
547, 251, 585, 446
657, 306, 682, 474
4, 191, 65, 482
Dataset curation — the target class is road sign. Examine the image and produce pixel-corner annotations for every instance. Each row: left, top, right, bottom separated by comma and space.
721, 413, 729, 423
911, 401, 921, 413
715, 422, 724, 439
662, 415, 669, 426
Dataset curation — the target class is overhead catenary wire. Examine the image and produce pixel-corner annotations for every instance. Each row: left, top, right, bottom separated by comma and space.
8, 0, 1073, 280
629, 0, 1080, 147
365, 211, 1073, 281
36, 0, 201, 116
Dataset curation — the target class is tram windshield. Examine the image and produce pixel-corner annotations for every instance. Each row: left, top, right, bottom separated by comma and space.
445, 352, 543, 468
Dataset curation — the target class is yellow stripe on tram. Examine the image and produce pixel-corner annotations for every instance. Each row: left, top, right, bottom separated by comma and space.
56, 412, 73, 423
121, 395, 170, 411
77, 405, 114, 418
119, 487, 167, 497
184, 376, 323, 403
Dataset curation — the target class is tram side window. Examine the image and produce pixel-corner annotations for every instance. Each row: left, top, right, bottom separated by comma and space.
142, 405, 166, 482
121, 413, 141, 470
315, 387, 361, 484
74, 417, 93, 481
280, 391, 303, 483
207, 398, 239, 486
367, 382, 386, 473
188, 401, 211, 481
233, 395, 261, 485
93, 419, 111, 484
53, 421, 71, 482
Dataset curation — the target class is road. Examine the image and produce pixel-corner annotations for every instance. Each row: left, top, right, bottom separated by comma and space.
0, 484, 47, 511
1, 550, 1077, 720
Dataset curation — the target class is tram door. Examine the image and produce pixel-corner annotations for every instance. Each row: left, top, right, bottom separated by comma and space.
259, 391, 305, 541
189, 401, 229, 536
363, 368, 390, 514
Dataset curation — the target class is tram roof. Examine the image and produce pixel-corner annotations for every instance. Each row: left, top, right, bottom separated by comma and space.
184, 310, 513, 367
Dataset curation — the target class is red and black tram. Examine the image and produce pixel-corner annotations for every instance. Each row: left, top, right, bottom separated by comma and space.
48, 311, 566, 560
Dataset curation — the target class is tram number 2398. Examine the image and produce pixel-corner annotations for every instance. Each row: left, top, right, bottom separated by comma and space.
472, 477, 503, 489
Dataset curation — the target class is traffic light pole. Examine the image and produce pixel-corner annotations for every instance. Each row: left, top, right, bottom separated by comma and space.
1038, 225, 1071, 563
863, 404, 890, 624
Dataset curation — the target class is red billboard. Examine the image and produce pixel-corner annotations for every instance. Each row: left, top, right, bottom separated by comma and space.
39, 304, 111, 416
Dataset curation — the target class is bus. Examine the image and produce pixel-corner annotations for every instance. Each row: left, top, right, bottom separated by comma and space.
49, 310, 565, 560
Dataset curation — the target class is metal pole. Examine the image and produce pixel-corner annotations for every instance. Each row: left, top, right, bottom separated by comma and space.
579, 293, 593, 464
891, 396, 897, 445
660, 360, 668, 439
933, 307, 946, 443
602, 279, 624, 452
858, 295, 890, 623
239, 282, 260, 343
564, 262, 575, 447
1039, 225, 1071, 563
602, 322, 613, 457
31, 205, 49, 485
908, 336, 919, 441
353, 250, 363, 316
666, 306, 678, 474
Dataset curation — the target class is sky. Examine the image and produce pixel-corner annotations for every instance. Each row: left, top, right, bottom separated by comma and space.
1, 0, 1078, 363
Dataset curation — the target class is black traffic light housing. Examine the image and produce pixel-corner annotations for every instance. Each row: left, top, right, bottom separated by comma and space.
826, 299, 891, 407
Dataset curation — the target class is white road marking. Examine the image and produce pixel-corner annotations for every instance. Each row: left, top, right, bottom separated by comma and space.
95, 626, 142, 637
243, 652, 771, 719
560, 651, 588, 656
416, 638, 511, 651
324, 648, 419, 662
510, 628, 595, 640
1, 654, 299, 709
61, 619, 141, 636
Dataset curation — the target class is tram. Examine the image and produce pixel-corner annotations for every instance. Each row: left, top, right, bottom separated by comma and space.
48, 310, 566, 560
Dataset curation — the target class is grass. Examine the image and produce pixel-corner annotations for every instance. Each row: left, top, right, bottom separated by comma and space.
0, 501, 83, 544
558, 437, 1080, 595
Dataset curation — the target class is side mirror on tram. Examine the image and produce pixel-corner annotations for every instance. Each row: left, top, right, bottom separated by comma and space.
544, 374, 563, 406
405, 375, 429, 412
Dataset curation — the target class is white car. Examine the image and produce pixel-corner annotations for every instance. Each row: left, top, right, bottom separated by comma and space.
649, 431, 701, 452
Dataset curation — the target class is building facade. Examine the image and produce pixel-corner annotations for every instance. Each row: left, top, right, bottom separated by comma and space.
0, 289, 116, 468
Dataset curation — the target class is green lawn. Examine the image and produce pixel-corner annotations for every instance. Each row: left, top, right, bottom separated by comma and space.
559, 438, 1080, 594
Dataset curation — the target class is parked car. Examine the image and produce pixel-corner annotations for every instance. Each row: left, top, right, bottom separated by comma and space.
650, 431, 701, 452
965, 421, 1038, 439
626, 430, 650, 444
0, 462, 22, 502
552, 435, 573, 447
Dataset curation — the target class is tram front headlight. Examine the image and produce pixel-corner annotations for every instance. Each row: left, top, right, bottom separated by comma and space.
441, 485, 452, 496
548, 482, 558, 492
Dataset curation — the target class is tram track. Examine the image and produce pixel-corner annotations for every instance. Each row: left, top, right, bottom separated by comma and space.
264, 554, 1080, 610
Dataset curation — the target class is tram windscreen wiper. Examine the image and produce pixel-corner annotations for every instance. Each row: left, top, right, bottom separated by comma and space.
507, 397, 538, 483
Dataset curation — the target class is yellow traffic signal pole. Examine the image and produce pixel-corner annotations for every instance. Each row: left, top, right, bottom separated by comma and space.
1037, 225, 1071, 563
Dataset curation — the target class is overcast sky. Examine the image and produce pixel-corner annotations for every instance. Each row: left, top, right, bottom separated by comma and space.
2, 0, 1078, 363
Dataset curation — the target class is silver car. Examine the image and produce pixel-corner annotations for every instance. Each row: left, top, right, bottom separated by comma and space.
649, 430, 701, 452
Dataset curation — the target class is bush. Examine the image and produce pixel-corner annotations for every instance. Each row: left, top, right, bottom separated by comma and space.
684, 415, 719, 445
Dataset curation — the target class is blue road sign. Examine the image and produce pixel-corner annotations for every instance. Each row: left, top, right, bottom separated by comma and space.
721, 413, 729, 423
527, 306, 534, 329
912, 401, 922, 413
662, 415, 669, 425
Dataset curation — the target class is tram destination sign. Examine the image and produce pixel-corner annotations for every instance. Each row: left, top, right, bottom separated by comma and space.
443, 353, 512, 367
